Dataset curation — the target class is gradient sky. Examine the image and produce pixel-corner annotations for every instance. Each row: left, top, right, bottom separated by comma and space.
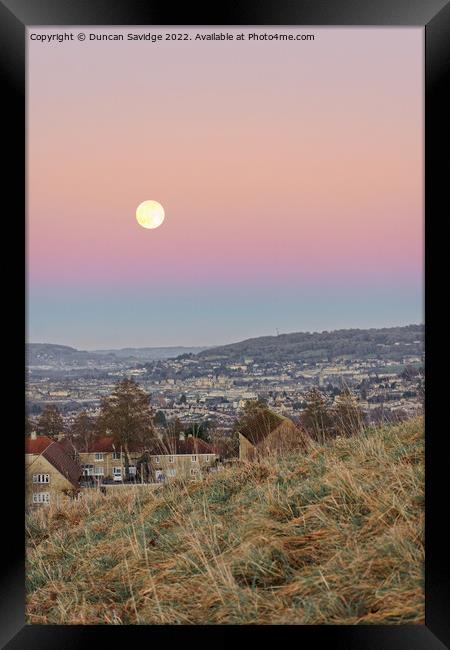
27, 27, 423, 349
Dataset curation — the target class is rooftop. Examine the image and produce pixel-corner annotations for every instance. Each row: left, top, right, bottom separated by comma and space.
26, 435, 81, 488
25, 435, 54, 455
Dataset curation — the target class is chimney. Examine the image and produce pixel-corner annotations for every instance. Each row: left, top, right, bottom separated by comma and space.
31, 430, 37, 440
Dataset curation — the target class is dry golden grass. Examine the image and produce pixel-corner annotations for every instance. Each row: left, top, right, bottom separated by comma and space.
26, 417, 424, 625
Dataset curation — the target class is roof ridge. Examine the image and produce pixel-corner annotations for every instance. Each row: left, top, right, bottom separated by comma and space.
42, 443, 81, 489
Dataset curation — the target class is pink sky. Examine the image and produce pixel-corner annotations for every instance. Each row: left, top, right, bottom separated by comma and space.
27, 27, 423, 347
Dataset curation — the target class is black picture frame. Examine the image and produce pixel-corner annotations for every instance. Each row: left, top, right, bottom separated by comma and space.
2, 0, 448, 647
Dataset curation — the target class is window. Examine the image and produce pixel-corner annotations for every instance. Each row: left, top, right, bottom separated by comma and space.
94, 453, 104, 461
168, 456, 174, 463
82, 464, 94, 476
153, 456, 160, 464
113, 467, 122, 476
33, 492, 50, 504
205, 455, 210, 462
166, 468, 177, 478
112, 451, 120, 460
94, 466, 104, 476
190, 468, 199, 476
129, 465, 137, 476
191, 455, 198, 463
32, 474, 50, 484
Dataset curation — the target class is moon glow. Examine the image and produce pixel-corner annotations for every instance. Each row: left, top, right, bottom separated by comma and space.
136, 200, 165, 229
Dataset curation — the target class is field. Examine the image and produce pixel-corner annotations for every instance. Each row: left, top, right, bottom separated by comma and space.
26, 417, 424, 625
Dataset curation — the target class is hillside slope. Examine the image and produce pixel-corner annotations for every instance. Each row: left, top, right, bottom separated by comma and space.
26, 418, 424, 625
197, 324, 424, 362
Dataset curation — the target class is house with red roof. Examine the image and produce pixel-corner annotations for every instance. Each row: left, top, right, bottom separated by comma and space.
25, 432, 82, 506
66, 433, 218, 483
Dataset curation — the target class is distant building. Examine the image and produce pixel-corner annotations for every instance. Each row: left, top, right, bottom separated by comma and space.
25, 433, 82, 507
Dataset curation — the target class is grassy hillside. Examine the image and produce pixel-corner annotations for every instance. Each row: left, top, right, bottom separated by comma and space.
26, 417, 424, 625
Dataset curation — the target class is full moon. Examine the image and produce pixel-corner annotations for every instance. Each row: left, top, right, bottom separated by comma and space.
136, 200, 165, 229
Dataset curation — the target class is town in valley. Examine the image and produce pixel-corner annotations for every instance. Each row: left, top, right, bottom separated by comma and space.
25, 324, 424, 503
27, 324, 424, 433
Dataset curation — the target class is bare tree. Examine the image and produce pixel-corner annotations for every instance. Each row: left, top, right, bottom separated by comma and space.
70, 411, 96, 452
96, 378, 155, 479
165, 417, 184, 439
332, 387, 364, 437
36, 405, 65, 439
300, 389, 334, 443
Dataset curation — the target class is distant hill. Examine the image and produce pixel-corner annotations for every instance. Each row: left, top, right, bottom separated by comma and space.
27, 325, 424, 367
26, 343, 208, 366
26, 344, 117, 366
197, 324, 424, 363
92, 346, 208, 361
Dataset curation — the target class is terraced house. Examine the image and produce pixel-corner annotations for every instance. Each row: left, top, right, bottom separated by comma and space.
145, 436, 218, 483
25, 433, 82, 507
64, 434, 217, 483
67, 436, 141, 482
